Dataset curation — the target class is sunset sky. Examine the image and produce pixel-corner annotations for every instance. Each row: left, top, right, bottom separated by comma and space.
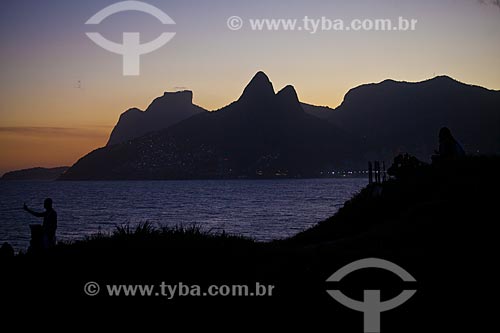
1, 0, 499, 174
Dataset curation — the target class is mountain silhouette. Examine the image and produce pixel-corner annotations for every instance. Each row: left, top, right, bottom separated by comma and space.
61, 72, 357, 180
107, 90, 206, 146
307, 76, 500, 161
1, 167, 69, 181
300, 103, 333, 119
60, 72, 499, 180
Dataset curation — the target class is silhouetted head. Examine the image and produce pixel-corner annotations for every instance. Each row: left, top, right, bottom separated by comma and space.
44, 198, 53, 210
439, 127, 453, 142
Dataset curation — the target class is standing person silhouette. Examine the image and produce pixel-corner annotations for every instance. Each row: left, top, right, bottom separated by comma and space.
24, 198, 57, 249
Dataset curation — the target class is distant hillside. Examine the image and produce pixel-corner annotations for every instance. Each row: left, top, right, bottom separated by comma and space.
107, 91, 206, 146
1, 167, 69, 181
326, 76, 500, 161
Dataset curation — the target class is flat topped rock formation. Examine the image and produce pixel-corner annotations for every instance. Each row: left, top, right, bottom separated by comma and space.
107, 90, 207, 146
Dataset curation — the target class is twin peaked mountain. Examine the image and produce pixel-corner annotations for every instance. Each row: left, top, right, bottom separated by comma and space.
61, 72, 500, 180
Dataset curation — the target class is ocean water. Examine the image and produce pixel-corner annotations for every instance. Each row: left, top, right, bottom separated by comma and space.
0, 178, 366, 251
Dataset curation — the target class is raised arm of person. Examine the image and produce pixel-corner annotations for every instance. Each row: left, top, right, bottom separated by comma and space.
23, 203, 46, 218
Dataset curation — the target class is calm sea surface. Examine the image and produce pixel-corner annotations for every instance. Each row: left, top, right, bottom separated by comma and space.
0, 179, 366, 251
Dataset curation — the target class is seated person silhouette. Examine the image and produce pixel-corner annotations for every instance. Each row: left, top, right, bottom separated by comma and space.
432, 127, 465, 163
24, 198, 58, 249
